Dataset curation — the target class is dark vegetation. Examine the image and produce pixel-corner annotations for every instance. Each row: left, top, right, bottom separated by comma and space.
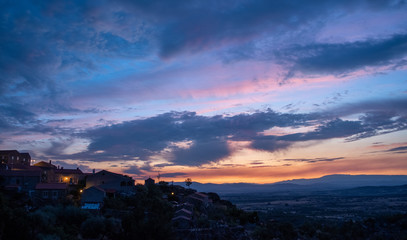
0, 181, 258, 240
252, 213, 407, 240
1, 180, 407, 240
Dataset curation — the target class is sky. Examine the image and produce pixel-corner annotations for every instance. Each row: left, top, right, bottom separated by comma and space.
1, 0, 407, 184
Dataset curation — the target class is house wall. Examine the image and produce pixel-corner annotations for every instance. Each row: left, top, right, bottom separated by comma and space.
0, 151, 31, 166
85, 171, 134, 192
0, 173, 41, 191
36, 189, 66, 201
81, 187, 106, 204
55, 173, 83, 184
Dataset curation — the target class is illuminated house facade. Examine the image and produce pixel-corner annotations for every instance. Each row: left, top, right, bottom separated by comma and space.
33, 161, 85, 186
55, 168, 84, 185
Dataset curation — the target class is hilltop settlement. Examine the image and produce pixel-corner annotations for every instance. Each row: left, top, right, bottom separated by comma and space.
0, 150, 258, 240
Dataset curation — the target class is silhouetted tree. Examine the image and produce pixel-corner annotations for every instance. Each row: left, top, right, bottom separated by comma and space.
185, 178, 192, 188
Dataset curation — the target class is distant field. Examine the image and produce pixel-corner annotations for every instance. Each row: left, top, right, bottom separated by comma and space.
222, 185, 407, 221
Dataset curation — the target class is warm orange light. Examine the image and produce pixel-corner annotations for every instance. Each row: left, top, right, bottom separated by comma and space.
171, 192, 174, 195
79, 189, 83, 193
64, 177, 68, 180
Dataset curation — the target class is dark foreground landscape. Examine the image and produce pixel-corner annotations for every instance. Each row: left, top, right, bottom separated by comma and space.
1, 178, 407, 239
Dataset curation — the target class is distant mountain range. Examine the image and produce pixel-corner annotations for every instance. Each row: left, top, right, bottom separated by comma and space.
175, 174, 407, 195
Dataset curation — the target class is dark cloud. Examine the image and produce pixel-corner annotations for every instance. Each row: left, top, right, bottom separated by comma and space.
64, 97, 407, 166
227, 33, 407, 77
284, 157, 344, 163
43, 140, 73, 157
280, 119, 366, 142
0, 99, 41, 132
281, 34, 407, 76
170, 140, 230, 166
251, 137, 292, 152
250, 161, 264, 165
139, 162, 153, 172
160, 172, 188, 178
330, 98, 407, 119
123, 165, 144, 176
154, 163, 175, 168
75, 110, 312, 164
120, 0, 402, 58
386, 146, 407, 154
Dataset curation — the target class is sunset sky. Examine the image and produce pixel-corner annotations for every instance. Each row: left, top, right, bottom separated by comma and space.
1, 0, 407, 183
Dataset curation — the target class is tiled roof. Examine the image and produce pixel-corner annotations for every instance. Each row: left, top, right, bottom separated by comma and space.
172, 215, 192, 221
175, 208, 193, 216
96, 170, 129, 178
34, 161, 57, 169
55, 168, 83, 174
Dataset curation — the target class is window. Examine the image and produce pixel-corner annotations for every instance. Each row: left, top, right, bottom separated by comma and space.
42, 191, 49, 199
52, 191, 58, 199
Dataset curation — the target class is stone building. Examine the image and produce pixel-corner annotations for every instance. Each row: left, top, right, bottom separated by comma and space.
85, 170, 135, 193
0, 150, 31, 168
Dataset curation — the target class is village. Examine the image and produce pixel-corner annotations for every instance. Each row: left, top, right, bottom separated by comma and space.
0, 150, 257, 239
